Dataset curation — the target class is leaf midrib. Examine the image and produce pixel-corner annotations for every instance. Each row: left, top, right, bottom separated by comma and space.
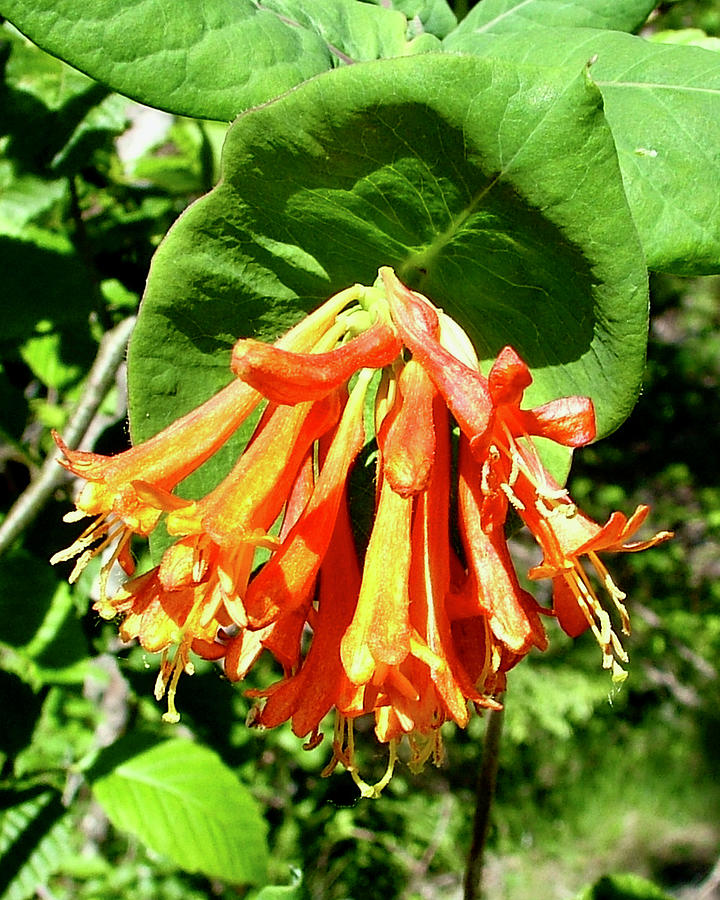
400, 69, 580, 276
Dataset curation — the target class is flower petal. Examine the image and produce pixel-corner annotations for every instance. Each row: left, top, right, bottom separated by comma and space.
244, 370, 371, 627
379, 359, 436, 497
381, 267, 493, 448
488, 346, 532, 407
341, 477, 413, 683
231, 321, 400, 404
517, 396, 596, 447
256, 492, 362, 736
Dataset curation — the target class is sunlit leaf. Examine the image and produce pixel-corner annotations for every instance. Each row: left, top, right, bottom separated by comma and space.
444, 27, 720, 275
90, 737, 269, 885
2, 0, 412, 120
0, 788, 72, 900
361, 0, 456, 37
447, 0, 657, 36
129, 53, 648, 501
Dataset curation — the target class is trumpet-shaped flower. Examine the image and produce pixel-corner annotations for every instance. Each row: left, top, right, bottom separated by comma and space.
96, 566, 227, 722
478, 346, 671, 679
53, 269, 671, 793
51, 283, 361, 594
50, 379, 262, 598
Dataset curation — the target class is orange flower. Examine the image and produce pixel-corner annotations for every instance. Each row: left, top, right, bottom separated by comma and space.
231, 319, 400, 405
475, 345, 672, 679
51, 283, 361, 594
381, 268, 493, 450
377, 359, 436, 497
50, 379, 261, 594
523, 496, 672, 679
456, 435, 549, 658
53, 269, 671, 792
249, 491, 365, 742
96, 567, 227, 722
242, 368, 373, 629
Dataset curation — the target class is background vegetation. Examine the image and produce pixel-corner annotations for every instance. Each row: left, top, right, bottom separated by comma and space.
0, 2, 718, 899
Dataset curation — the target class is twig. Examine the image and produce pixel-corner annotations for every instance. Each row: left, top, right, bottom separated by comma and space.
0, 316, 136, 558
463, 704, 505, 900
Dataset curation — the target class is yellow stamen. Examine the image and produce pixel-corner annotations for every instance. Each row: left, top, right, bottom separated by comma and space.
154, 641, 194, 724
322, 714, 350, 777
560, 564, 629, 679
589, 551, 631, 634
51, 512, 130, 587
501, 481, 526, 511
348, 734, 398, 799
500, 424, 570, 503
407, 732, 441, 774
323, 716, 399, 798
62, 508, 88, 523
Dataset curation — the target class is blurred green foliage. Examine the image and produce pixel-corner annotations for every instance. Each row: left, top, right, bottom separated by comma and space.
1, 3, 719, 900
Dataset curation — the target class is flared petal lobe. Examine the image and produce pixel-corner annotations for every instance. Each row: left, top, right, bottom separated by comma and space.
231, 321, 401, 405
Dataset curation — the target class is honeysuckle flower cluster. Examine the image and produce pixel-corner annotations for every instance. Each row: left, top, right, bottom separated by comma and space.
53, 268, 671, 796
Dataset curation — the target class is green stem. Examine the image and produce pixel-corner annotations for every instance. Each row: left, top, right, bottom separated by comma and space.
463, 703, 505, 900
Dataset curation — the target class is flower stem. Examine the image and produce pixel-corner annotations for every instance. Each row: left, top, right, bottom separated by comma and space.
463, 703, 505, 900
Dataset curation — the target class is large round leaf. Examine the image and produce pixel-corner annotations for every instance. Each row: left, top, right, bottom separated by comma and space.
129, 54, 647, 485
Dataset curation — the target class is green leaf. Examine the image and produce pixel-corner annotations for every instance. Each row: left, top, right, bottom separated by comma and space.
1, 24, 114, 175
0, 230, 97, 343
13, 686, 100, 782
648, 28, 720, 52
49, 91, 128, 176
0, 166, 67, 232
253, 872, 303, 899
0, 552, 65, 650
0, 553, 91, 688
0, 788, 72, 900
129, 53, 647, 488
90, 737, 269, 885
444, 27, 720, 274
576, 872, 674, 900
2, 23, 98, 112
360, 0, 457, 37
591, 34, 720, 275
20, 328, 84, 390
2, 0, 411, 121
447, 0, 657, 37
